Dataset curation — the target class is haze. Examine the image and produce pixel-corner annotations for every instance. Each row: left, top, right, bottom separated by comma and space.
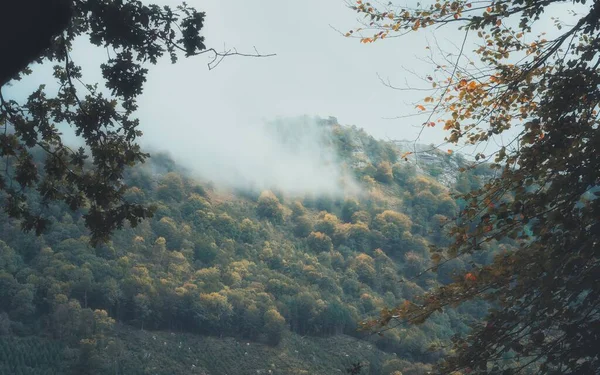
4, 0, 576, 196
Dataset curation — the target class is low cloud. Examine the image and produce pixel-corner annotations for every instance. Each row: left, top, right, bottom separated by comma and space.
143, 115, 360, 197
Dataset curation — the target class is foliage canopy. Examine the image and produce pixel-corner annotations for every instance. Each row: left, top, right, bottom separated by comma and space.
349, 0, 600, 373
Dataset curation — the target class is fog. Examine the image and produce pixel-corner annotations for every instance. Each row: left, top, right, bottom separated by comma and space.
150, 116, 360, 197
3, 0, 578, 197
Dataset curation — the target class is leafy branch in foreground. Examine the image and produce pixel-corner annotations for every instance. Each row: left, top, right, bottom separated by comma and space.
348, 0, 600, 374
0, 0, 273, 245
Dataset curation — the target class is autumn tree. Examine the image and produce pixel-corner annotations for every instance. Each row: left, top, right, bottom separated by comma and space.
256, 190, 284, 224
341, 198, 361, 223
0, 0, 272, 244
293, 215, 314, 238
374, 161, 394, 183
314, 212, 339, 237
263, 308, 286, 345
348, 0, 600, 373
307, 231, 334, 253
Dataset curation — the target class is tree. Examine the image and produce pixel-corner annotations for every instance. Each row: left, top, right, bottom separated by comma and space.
256, 190, 284, 223
263, 308, 286, 345
0, 241, 21, 274
156, 172, 186, 202
374, 161, 394, 183
349, 0, 600, 374
341, 198, 360, 223
193, 292, 233, 333
133, 293, 151, 330
307, 231, 334, 253
0, 0, 272, 245
287, 291, 322, 335
239, 218, 258, 243
314, 212, 339, 237
290, 200, 307, 219
351, 253, 376, 286
293, 215, 314, 238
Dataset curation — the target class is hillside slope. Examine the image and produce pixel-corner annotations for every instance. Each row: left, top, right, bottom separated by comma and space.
0, 117, 496, 374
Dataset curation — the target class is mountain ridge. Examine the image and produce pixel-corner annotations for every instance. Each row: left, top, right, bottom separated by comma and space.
0, 117, 493, 375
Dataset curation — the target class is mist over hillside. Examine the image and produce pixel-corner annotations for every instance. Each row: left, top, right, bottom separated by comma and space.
145, 115, 480, 199
0, 117, 495, 375
144, 116, 361, 198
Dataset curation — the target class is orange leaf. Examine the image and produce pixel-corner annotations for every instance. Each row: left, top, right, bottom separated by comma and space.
447, 149, 453, 155
412, 19, 421, 31
416, 104, 426, 111
465, 273, 477, 281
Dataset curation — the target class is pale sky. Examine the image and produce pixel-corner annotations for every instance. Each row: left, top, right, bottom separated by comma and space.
135, 0, 456, 145
4, 0, 581, 195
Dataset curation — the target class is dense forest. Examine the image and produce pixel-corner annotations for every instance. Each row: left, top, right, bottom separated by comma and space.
3, 0, 600, 373
0, 118, 499, 374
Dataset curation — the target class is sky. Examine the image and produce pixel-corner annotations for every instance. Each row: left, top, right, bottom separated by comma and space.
134, 0, 460, 144
3, 0, 582, 195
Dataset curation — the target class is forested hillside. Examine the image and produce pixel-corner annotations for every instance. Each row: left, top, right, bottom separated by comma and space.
0, 118, 499, 374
